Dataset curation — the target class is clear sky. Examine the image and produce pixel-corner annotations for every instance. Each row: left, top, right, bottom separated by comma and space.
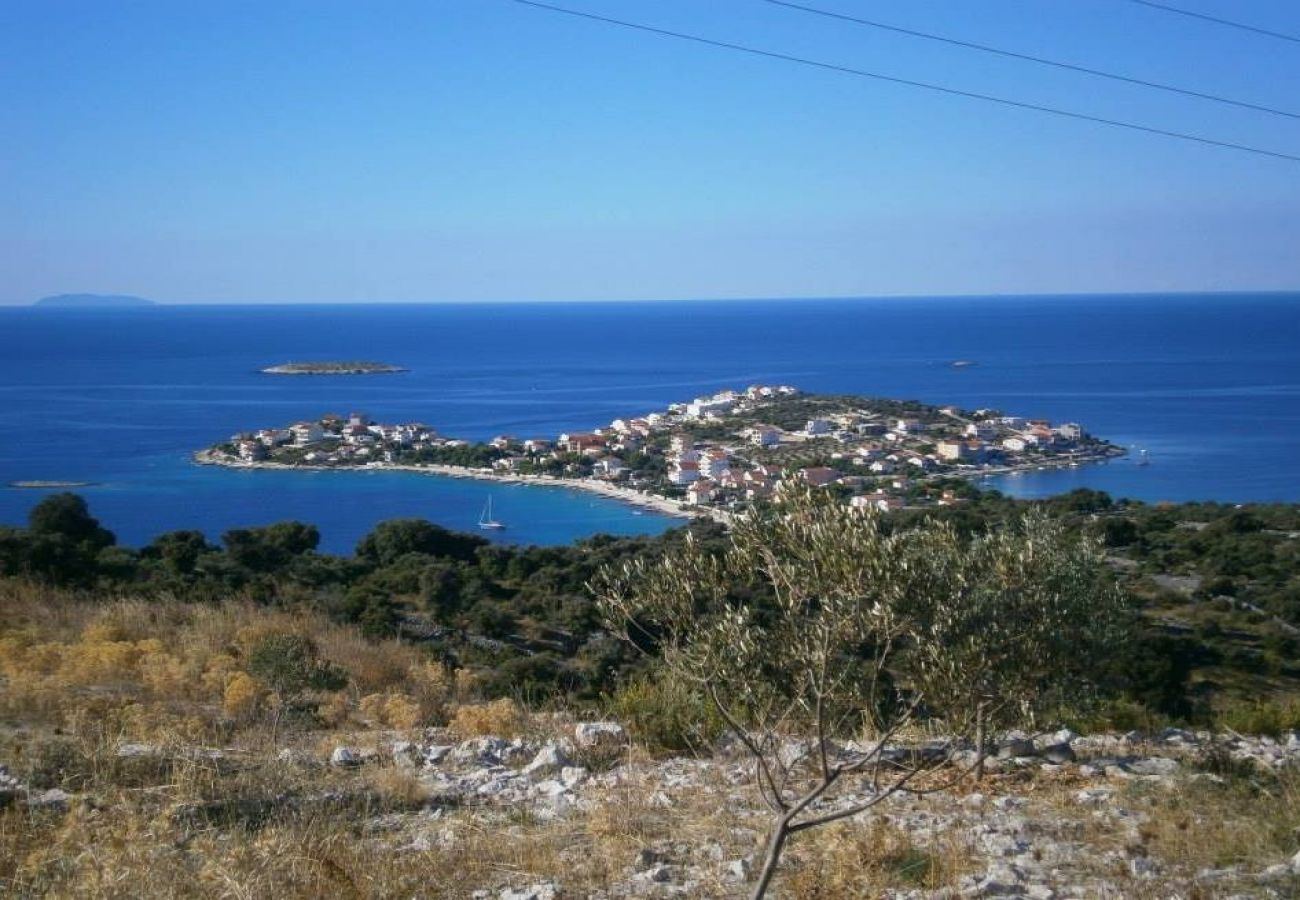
2, 0, 1299, 303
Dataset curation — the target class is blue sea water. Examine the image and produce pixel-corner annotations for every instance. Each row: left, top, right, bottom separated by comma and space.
1, 294, 1297, 553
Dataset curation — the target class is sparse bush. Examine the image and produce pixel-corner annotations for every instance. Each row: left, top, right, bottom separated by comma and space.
449, 698, 525, 738
607, 669, 726, 756
1216, 697, 1300, 737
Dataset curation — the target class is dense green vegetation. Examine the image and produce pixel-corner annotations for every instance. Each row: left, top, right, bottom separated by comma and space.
1, 489, 1297, 723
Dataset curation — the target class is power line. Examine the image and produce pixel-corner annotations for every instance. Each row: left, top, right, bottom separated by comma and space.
763, 0, 1300, 121
507, 0, 1300, 164
1125, 0, 1300, 45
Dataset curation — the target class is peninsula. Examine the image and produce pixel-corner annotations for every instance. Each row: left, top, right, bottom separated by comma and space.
196, 385, 1124, 519
260, 361, 407, 375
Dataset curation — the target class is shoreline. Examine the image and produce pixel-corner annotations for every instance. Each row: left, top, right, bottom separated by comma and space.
192, 451, 718, 524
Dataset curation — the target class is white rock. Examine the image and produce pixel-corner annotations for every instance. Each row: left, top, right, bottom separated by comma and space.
391, 741, 423, 768
522, 743, 571, 780
1129, 857, 1159, 878
26, 788, 69, 811
452, 736, 509, 766
1290, 848, 1300, 875
633, 863, 673, 884
498, 882, 560, 900
726, 858, 752, 882
573, 721, 627, 750
423, 744, 452, 765
1125, 757, 1179, 776
559, 766, 588, 788
330, 746, 361, 767
1073, 787, 1113, 806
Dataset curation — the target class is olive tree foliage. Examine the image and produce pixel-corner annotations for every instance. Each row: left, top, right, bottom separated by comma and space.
592, 485, 1130, 899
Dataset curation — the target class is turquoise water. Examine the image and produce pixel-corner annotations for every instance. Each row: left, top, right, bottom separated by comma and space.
1, 294, 1297, 552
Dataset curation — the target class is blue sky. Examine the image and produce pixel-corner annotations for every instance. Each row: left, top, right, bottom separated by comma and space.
2, 0, 1298, 303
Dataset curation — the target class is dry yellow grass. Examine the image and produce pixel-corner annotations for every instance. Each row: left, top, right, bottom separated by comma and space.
3, 581, 1299, 899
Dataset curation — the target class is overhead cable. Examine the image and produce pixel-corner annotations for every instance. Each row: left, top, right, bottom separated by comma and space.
764, 0, 1300, 120
507, 0, 1300, 164
1125, 0, 1300, 45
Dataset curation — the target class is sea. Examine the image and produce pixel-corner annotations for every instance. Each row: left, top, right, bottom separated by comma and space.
1, 294, 1297, 554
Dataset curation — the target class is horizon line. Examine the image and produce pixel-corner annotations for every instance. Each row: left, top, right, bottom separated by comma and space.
7, 288, 1300, 308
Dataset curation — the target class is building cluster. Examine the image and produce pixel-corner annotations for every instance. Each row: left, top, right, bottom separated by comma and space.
219, 385, 1104, 515
230, 412, 442, 464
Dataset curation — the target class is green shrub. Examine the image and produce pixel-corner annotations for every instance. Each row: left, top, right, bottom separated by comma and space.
1215, 698, 1300, 737
606, 670, 726, 756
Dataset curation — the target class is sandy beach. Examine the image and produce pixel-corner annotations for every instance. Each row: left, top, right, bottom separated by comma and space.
192, 451, 724, 524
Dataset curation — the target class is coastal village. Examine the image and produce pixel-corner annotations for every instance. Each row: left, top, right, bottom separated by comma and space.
201, 385, 1122, 520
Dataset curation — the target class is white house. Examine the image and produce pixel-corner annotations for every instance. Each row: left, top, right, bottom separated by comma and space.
751, 426, 781, 448
668, 461, 701, 485
699, 450, 731, 479
595, 457, 629, 479
685, 480, 718, 504
804, 419, 832, 436
291, 422, 325, 445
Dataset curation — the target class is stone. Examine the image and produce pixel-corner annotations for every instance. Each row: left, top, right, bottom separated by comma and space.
451, 737, 509, 766
1125, 757, 1179, 777
423, 744, 453, 765
1129, 857, 1159, 878
1073, 787, 1113, 805
635, 847, 667, 868
1290, 848, 1300, 875
522, 743, 571, 780
997, 738, 1037, 759
391, 741, 423, 768
330, 746, 361, 767
26, 788, 70, 812
573, 721, 627, 751
1039, 743, 1075, 764
498, 883, 560, 900
633, 864, 673, 884
963, 864, 1025, 897
559, 766, 588, 788
726, 858, 752, 882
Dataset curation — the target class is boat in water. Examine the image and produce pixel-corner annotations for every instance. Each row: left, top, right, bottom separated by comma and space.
478, 496, 506, 530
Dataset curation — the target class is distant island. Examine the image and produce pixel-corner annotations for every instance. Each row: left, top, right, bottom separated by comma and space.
260, 361, 408, 376
9, 480, 96, 489
34, 294, 155, 308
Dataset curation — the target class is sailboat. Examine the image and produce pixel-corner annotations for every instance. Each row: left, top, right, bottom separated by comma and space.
478, 495, 505, 530
1137, 449, 1150, 467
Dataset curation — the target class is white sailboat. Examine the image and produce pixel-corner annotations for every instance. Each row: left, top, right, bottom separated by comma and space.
478, 495, 505, 530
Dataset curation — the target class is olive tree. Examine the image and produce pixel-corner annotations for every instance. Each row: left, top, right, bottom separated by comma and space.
592, 485, 1130, 899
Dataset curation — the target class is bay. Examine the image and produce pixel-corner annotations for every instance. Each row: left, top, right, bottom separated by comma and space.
1, 293, 1296, 553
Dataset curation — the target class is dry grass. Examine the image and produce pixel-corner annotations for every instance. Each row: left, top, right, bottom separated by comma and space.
4, 581, 1300, 898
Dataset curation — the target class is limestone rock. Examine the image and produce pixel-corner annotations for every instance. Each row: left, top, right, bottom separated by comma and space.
574, 721, 627, 751
998, 738, 1037, 759
523, 743, 571, 780
498, 883, 560, 900
452, 736, 509, 766
330, 746, 361, 767
1039, 743, 1075, 764
1125, 757, 1179, 777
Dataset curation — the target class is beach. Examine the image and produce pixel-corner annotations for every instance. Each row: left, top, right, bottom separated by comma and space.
192, 450, 724, 524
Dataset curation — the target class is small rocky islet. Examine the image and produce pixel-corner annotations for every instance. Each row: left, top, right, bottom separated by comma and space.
259, 361, 408, 375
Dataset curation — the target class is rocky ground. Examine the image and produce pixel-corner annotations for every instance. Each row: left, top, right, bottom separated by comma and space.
4, 723, 1299, 898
